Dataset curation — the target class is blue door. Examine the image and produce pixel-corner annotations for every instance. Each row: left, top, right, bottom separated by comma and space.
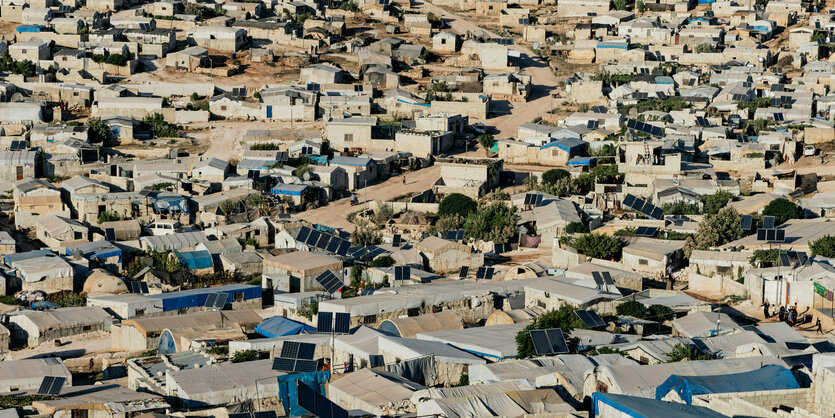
266, 105, 273, 119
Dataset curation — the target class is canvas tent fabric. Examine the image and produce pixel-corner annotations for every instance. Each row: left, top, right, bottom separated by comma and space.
328, 368, 426, 415
654, 364, 799, 404
173, 250, 214, 270
15, 255, 73, 282
377, 311, 463, 338
593, 392, 729, 418
416, 323, 527, 361
386, 355, 436, 386
255, 316, 315, 338
140, 232, 209, 252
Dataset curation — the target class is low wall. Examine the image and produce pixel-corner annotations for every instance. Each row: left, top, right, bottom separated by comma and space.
175, 110, 209, 123
689, 273, 747, 297
370, 201, 439, 214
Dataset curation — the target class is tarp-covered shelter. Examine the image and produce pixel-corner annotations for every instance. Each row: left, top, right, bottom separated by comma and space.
654, 364, 799, 404
593, 392, 729, 418
255, 316, 315, 338
329, 368, 426, 416
378, 311, 463, 338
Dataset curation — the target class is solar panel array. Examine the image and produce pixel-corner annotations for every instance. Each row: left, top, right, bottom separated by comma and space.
524, 193, 545, 206
297, 381, 349, 418
37, 376, 66, 396
574, 310, 607, 328
668, 214, 693, 227
740, 215, 753, 231
529, 328, 569, 355
129, 281, 149, 294
280, 341, 316, 360
203, 292, 228, 309
591, 271, 614, 288
446, 229, 466, 241
625, 119, 663, 137
780, 250, 810, 268
633, 226, 657, 237
348, 245, 391, 261
774, 113, 785, 122
587, 120, 600, 129
756, 228, 786, 242
695, 116, 709, 127
622, 194, 664, 219
394, 266, 411, 281
494, 243, 512, 254
476, 266, 495, 280
272, 357, 318, 373
315, 271, 344, 294
591, 106, 607, 113
297, 226, 351, 257
317, 312, 333, 333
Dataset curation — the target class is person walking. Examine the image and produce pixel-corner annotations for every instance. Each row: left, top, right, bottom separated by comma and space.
816, 318, 824, 335
763, 300, 770, 318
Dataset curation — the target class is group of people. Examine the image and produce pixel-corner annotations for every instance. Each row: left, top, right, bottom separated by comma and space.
764, 301, 824, 334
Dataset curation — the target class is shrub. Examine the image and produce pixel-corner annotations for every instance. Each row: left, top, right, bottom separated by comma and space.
86, 117, 112, 145
438, 193, 477, 218
616, 300, 647, 318
701, 191, 733, 215
370, 255, 395, 267
648, 304, 674, 321
541, 169, 570, 186
565, 222, 589, 234
666, 343, 711, 362
515, 304, 585, 358
811, 235, 835, 258
231, 349, 258, 363
478, 134, 495, 154
567, 233, 621, 260
762, 198, 802, 224
464, 202, 519, 243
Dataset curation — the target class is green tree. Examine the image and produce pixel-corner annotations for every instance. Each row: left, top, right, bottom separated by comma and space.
616, 300, 648, 318
666, 343, 711, 362
370, 255, 395, 267
613, 0, 627, 9
464, 202, 519, 243
701, 191, 733, 215
351, 222, 382, 247
547, 176, 579, 197
515, 304, 586, 358
592, 164, 621, 184
573, 174, 595, 195
436, 214, 464, 232
749, 249, 778, 266
648, 304, 675, 321
231, 349, 258, 363
190, 92, 199, 101
86, 117, 112, 145
662, 201, 701, 215
762, 198, 803, 224
438, 193, 477, 218
566, 233, 622, 260
478, 134, 495, 155
636, 0, 645, 12
683, 207, 743, 257
589, 144, 616, 157
811, 235, 835, 258
694, 43, 715, 53
565, 222, 589, 234
541, 169, 570, 186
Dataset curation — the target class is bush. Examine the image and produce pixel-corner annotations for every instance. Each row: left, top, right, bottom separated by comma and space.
231, 349, 258, 363
92, 53, 127, 66
438, 193, 477, 218
86, 117, 112, 145
370, 255, 395, 267
648, 304, 674, 321
666, 343, 711, 362
352, 222, 382, 247
541, 169, 570, 186
190, 92, 199, 101
592, 164, 621, 183
811, 235, 835, 258
762, 198, 803, 224
464, 202, 518, 243
662, 201, 701, 215
478, 134, 495, 154
373, 202, 395, 223
515, 304, 585, 358
567, 233, 621, 260
701, 191, 733, 215
250, 143, 278, 150
749, 249, 778, 266
683, 207, 743, 257
616, 300, 648, 318
565, 222, 589, 234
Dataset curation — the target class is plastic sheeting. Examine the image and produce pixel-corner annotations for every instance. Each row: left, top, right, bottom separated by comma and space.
255, 316, 315, 338
276, 370, 330, 416
15, 256, 73, 282
386, 355, 436, 386
654, 364, 799, 404
593, 392, 729, 418
153, 195, 189, 213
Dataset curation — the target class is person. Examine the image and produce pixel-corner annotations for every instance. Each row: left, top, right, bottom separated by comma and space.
402, 176, 406, 185
787, 309, 795, 326
350, 193, 357, 205
778, 305, 786, 322
816, 318, 824, 335
763, 300, 770, 319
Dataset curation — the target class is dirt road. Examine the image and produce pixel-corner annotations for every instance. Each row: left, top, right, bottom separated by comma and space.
297, 165, 441, 230
417, 1, 561, 137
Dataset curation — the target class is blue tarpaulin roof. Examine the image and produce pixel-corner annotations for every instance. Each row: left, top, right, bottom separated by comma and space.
255, 316, 315, 338
654, 364, 799, 404
593, 392, 728, 418
174, 250, 214, 270
153, 195, 189, 213
4, 250, 52, 266
541, 137, 587, 153
65, 241, 122, 263
156, 283, 260, 311
271, 183, 309, 196
567, 156, 597, 166
16, 25, 42, 32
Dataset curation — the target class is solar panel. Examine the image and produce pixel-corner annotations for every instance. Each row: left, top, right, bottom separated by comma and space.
105, 228, 116, 242
529, 328, 569, 355
317, 233, 331, 249
446, 230, 457, 240
634, 226, 646, 236
524, 193, 535, 205
775, 229, 785, 242
650, 207, 664, 220
740, 215, 753, 230
476, 267, 487, 279
392, 234, 401, 247
306, 230, 321, 247
280, 341, 317, 360
394, 266, 410, 281
757, 229, 767, 241
204, 292, 227, 309
602, 272, 614, 286
326, 237, 341, 254
774, 113, 784, 122
623, 194, 636, 208
336, 240, 351, 256
459, 266, 469, 278
766, 229, 776, 241
334, 312, 350, 334
272, 357, 295, 372
455, 230, 465, 241
587, 120, 599, 129
763, 216, 775, 229
130, 281, 140, 294
592, 106, 606, 113
591, 271, 604, 288
317, 312, 333, 333
38, 376, 66, 396
534, 194, 544, 206
297, 380, 349, 418
575, 310, 607, 328
656, 92, 667, 100
315, 271, 343, 294
253, 412, 278, 418
798, 251, 810, 266
297, 226, 311, 243
780, 252, 791, 267
626, 119, 637, 129
633, 198, 646, 213
651, 127, 663, 137
140, 282, 149, 294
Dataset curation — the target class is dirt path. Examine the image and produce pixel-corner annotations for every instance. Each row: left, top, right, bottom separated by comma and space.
297, 165, 441, 230
185, 120, 324, 162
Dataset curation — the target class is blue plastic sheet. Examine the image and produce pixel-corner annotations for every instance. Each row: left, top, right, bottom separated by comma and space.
276, 370, 330, 416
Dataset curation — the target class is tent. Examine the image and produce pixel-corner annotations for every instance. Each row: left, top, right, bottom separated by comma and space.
654, 364, 799, 404
255, 316, 315, 338
593, 392, 728, 418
